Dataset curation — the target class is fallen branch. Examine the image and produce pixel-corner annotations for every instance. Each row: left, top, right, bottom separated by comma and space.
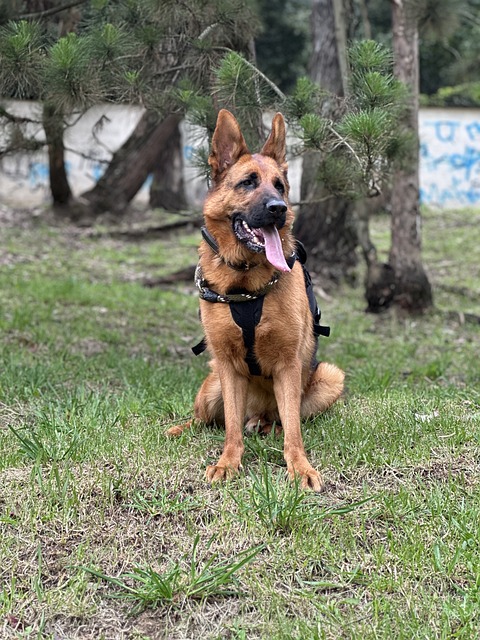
88, 217, 202, 241
143, 265, 197, 287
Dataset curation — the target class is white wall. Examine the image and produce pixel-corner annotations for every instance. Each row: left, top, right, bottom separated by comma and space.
0, 102, 147, 207
419, 108, 480, 208
1, 101, 479, 209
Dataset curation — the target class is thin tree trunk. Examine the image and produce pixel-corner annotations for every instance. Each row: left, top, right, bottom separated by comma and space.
82, 111, 183, 214
43, 103, 72, 206
308, 0, 344, 94
358, 0, 372, 39
295, 0, 358, 284
149, 120, 187, 211
332, 0, 349, 91
389, 0, 432, 312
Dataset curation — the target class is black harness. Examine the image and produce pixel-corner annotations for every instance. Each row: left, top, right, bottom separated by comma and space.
193, 227, 330, 376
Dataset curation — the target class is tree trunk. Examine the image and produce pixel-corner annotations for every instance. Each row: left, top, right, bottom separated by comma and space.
81, 111, 183, 215
43, 103, 72, 206
358, 0, 372, 39
149, 119, 187, 211
295, 0, 358, 285
389, 0, 432, 312
309, 0, 345, 94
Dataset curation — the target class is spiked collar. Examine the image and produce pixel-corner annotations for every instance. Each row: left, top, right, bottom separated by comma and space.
196, 226, 297, 304
195, 263, 289, 303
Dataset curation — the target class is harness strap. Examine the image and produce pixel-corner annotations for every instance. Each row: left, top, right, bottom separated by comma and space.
230, 297, 264, 376
201, 226, 220, 255
192, 337, 207, 356
301, 262, 330, 338
191, 240, 330, 376
201, 226, 259, 271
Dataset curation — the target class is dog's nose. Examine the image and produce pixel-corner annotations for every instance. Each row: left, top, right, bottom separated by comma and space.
266, 199, 287, 216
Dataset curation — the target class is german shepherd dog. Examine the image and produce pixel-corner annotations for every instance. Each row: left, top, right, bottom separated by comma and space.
168, 110, 344, 491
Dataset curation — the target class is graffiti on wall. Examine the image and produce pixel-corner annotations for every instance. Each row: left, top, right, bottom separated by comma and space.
2, 156, 100, 190
2, 103, 480, 209
419, 112, 480, 207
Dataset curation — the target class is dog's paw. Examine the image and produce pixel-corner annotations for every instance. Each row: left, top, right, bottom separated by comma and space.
245, 416, 282, 436
205, 462, 241, 483
300, 468, 324, 492
287, 461, 324, 493
166, 421, 192, 437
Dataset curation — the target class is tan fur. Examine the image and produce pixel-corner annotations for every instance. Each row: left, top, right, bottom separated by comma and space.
167, 110, 345, 491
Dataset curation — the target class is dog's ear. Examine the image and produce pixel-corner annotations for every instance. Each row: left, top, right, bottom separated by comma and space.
260, 113, 287, 169
209, 110, 249, 182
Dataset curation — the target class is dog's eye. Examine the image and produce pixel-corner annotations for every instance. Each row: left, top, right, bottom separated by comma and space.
274, 179, 285, 195
238, 173, 257, 190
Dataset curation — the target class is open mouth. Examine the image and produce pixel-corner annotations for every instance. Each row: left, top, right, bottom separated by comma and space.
234, 217, 267, 253
233, 217, 290, 272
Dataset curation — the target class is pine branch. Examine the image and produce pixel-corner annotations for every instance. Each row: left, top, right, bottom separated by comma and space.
198, 23, 220, 40
214, 47, 286, 102
327, 124, 363, 168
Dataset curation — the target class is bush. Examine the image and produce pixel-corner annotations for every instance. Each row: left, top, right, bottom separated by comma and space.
422, 81, 480, 107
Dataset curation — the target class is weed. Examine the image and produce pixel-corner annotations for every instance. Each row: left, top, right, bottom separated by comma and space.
82, 535, 263, 615
230, 456, 375, 534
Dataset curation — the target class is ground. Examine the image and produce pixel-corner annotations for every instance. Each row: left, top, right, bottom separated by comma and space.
0, 202, 479, 639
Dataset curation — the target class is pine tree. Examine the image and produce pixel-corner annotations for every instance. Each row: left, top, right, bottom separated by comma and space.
0, 0, 258, 211
0, 1, 433, 312
191, 39, 411, 260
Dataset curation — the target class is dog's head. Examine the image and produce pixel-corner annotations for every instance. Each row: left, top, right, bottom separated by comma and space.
204, 109, 295, 272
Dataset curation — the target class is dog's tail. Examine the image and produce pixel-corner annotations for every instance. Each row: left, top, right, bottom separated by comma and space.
301, 362, 345, 417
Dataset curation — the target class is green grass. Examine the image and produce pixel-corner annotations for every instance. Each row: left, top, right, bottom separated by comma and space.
0, 207, 479, 639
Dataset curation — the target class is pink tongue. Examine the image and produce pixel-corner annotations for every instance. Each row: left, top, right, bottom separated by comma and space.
262, 225, 290, 272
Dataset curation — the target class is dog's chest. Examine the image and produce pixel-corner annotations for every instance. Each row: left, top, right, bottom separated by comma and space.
201, 296, 277, 376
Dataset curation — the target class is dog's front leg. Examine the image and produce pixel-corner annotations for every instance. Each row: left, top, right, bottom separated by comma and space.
273, 361, 324, 492
205, 363, 247, 483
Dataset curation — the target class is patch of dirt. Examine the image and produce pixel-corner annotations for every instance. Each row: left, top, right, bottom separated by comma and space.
322, 451, 479, 502
70, 338, 109, 357
0, 401, 28, 432
0, 203, 44, 229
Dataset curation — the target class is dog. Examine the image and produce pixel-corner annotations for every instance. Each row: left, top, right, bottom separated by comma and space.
168, 109, 344, 491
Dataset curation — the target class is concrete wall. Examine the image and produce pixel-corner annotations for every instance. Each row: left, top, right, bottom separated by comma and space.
419, 108, 480, 207
1, 101, 479, 209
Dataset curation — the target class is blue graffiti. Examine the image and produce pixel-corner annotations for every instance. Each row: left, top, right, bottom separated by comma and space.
420, 142, 429, 158
28, 160, 74, 187
421, 118, 480, 207
28, 161, 49, 188
424, 120, 461, 143
183, 145, 196, 161
466, 121, 480, 142
423, 146, 480, 181
449, 146, 480, 180
420, 176, 480, 206
2, 113, 479, 209
90, 161, 105, 181
20, 158, 154, 193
